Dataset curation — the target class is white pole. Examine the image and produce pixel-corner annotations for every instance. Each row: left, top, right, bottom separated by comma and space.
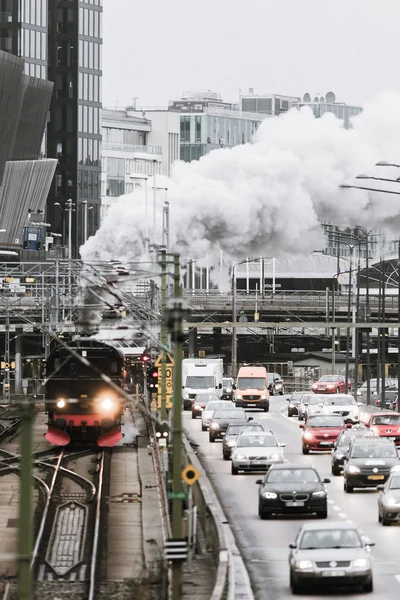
272, 257, 276, 294
246, 259, 249, 294
68, 201, 72, 261
191, 261, 195, 291
206, 266, 210, 291
188, 486, 193, 569
259, 257, 263, 292
83, 201, 88, 243
219, 249, 223, 289
152, 168, 157, 245
144, 178, 149, 253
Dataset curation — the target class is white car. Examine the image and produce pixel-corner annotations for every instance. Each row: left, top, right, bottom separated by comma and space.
319, 394, 361, 424
297, 394, 317, 420
231, 431, 286, 475
304, 395, 329, 420
201, 400, 232, 431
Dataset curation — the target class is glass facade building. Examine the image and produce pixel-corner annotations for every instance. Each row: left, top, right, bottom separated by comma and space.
0, 0, 47, 80
47, 0, 102, 255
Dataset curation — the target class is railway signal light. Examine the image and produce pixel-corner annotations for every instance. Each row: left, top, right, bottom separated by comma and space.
147, 366, 159, 390
141, 353, 150, 364
155, 421, 169, 445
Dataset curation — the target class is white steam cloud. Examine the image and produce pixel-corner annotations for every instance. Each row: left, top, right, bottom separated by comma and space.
81, 91, 400, 266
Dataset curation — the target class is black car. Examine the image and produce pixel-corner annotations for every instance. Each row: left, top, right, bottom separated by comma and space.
287, 391, 309, 417
209, 408, 251, 442
221, 377, 235, 401
343, 438, 400, 493
268, 372, 285, 395
222, 420, 264, 460
331, 425, 371, 476
256, 463, 330, 519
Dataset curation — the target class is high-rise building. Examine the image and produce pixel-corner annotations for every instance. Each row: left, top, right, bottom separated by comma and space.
47, 0, 103, 255
0, 0, 48, 80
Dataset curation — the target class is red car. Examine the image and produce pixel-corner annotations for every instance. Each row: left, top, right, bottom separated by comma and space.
300, 414, 350, 454
312, 375, 351, 394
366, 412, 400, 447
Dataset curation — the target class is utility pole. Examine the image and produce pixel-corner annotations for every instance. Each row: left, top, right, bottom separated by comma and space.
231, 266, 237, 378
168, 253, 185, 600
4, 302, 10, 403
18, 397, 34, 600
366, 236, 371, 405
344, 248, 353, 393
398, 241, 400, 395
381, 260, 386, 409
160, 249, 168, 421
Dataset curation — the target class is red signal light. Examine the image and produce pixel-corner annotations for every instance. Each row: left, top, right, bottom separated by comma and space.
152, 371, 158, 378
141, 354, 150, 363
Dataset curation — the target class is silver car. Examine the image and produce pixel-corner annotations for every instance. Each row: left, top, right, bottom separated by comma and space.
377, 472, 400, 526
231, 431, 285, 475
357, 378, 397, 404
298, 394, 319, 420
201, 400, 232, 431
289, 522, 374, 594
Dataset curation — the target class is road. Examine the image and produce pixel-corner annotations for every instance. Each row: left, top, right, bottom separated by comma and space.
183, 396, 400, 600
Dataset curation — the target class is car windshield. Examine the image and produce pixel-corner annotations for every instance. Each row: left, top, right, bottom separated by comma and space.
267, 468, 320, 484
196, 394, 219, 402
319, 376, 340, 382
324, 397, 356, 406
360, 380, 377, 390
372, 415, 400, 425
186, 376, 214, 388
292, 392, 310, 400
299, 529, 362, 550
213, 410, 245, 419
223, 379, 232, 386
237, 435, 277, 447
227, 424, 263, 435
307, 397, 322, 406
389, 476, 400, 490
205, 401, 230, 412
237, 377, 266, 389
350, 443, 398, 458
338, 433, 363, 447
307, 416, 344, 428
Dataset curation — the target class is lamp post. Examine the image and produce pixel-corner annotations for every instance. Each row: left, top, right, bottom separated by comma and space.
66, 198, 74, 261
129, 173, 149, 253
54, 202, 65, 246
153, 185, 168, 248
82, 200, 93, 243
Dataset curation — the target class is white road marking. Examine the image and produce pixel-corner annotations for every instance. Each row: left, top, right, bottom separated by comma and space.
327, 499, 334, 504
339, 512, 347, 518
333, 505, 341, 511
346, 520, 353, 523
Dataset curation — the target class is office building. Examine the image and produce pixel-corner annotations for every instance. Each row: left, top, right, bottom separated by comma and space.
169, 91, 265, 162
240, 89, 300, 115
293, 92, 362, 128
47, 0, 103, 255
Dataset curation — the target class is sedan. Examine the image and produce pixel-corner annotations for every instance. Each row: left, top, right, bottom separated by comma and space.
297, 394, 316, 421
222, 421, 264, 460
201, 400, 233, 431
191, 393, 220, 419
256, 463, 330, 519
209, 408, 251, 442
231, 431, 285, 474
319, 394, 361, 424
303, 395, 329, 421
267, 372, 285, 395
343, 438, 400, 493
376, 390, 398, 411
289, 522, 374, 594
377, 473, 400, 525
312, 375, 351, 394
331, 426, 373, 476
221, 377, 235, 401
366, 412, 400, 447
287, 391, 311, 417
300, 415, 350, 454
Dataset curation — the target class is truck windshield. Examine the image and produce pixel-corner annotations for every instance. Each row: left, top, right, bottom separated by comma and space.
186, 376, 214, 388
237, 377, 266, 389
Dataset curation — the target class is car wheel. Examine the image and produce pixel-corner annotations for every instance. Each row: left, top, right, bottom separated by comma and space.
280, 388, 284, 395
272, 386, 276, 396
291, 583, 304, 595
201, 424, 207, 431
363, 580, 373, 593
317, 508, 328, 519
344, 481, 354, 493
223, 453, 230, 461
191, 413, 197, 419
382, 515, 391, 526
258, 508, 269, 520
231, 465, 239, 475
302, 447, 309, 455
378, 511, 382, 523
209, 434, 215, 443
331, 466, 341, 476
264, 405, 269, 412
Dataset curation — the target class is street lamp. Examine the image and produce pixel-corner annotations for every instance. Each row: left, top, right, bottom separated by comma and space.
82, 200, 93, 243
340, 183, 400, 196
376, 160, 400, 168
129, 173, 149, 253
356, 174, 400, 184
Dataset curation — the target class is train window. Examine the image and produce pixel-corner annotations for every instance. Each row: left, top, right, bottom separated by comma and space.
110, 360, 118, 374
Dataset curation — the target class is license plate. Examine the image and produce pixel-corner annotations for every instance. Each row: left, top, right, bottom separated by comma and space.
321, 570, 345, 577
246, 403, 257, 407
320, 442, 333, 446
285, 501, 304, 507
368, 475, 384, 480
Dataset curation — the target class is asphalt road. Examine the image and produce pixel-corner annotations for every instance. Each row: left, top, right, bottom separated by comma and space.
183, 396, 400, 600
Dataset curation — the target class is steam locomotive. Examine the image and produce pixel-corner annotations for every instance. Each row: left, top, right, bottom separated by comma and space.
45, 339, 127, 447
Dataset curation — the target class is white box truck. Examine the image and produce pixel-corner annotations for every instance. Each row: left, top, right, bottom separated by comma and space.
182, 358, 224, 410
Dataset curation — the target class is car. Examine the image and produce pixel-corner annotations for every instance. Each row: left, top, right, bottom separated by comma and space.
201, 400, 234, 431
288, 522, 374, 594
209, 408, 251, 442
318, 394, 361, 424
256, 463, 330, 520
343, 438, 400, 493
312, 374, 351, 394
222, 421, 264, 460
365, 412, 400, 446
377, 472, 400, 525
331, 426, 374, 476
297, 394, 316, 421
191, 392, 220, 419
231, 431, 285, 474
287, 391, 311, 417
376, 390, 398, 411
221, 377, 235, 401
267, 372, 285, 395
302, 394, 329, 421
357, 378, 397, 404
300, 415, 350, 454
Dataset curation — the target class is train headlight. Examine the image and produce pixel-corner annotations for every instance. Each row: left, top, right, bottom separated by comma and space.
56, 399, 66, 408
101, 398, 113, 410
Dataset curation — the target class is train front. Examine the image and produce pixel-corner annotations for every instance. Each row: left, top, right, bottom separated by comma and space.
45, 342, 126, 447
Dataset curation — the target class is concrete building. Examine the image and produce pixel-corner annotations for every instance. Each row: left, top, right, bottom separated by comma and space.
145, 110, 180, 176
240, 89, 300, 115
293, 92, 362, 128
169, 91, 265, 162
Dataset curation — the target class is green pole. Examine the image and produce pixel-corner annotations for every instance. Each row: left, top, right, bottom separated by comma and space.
18, 398, 34, 600
171, 253, 184, 600
160, 249, 168, 421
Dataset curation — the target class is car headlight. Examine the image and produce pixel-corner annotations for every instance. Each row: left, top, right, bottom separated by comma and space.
56, 399, 66, 408
348, 465, 361, 474
335, 452, 344, 459
303, 432, 314, 440
261, 395, 267, 399
262, 492, 277, 499
227, 441, 236, 447
385, 498, 400, 507
312, 490, 327, 497
357, 390, 361, 396
390, 465, 400, 472
352, 558, 370, 569
295, 560, 313, 570
211, 423, 220, 429
194, 404, 203, 411
370, 426, 379, 434
101, 398, 113, 410
235, 454, 247, 460
226, 387, 232, 393
183, 392, 189, 399
236, 394, 243, 400
269, 453, 282, 460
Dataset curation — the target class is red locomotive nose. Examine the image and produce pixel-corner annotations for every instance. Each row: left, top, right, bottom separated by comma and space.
45, 426, 71, 446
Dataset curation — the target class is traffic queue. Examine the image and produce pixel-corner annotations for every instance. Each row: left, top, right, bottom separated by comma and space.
184, 369, 400, 596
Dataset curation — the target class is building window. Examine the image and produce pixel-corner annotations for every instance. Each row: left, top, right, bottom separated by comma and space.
106, 157, 125, 177
107, 179, 125, 197
180, 116, 190, 142
195, 116, 201, 142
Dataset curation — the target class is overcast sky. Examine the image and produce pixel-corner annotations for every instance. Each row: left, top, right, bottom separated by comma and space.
102, 0, 400, 109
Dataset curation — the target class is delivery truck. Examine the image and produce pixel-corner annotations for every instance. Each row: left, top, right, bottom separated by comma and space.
182, 358, 224, 410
